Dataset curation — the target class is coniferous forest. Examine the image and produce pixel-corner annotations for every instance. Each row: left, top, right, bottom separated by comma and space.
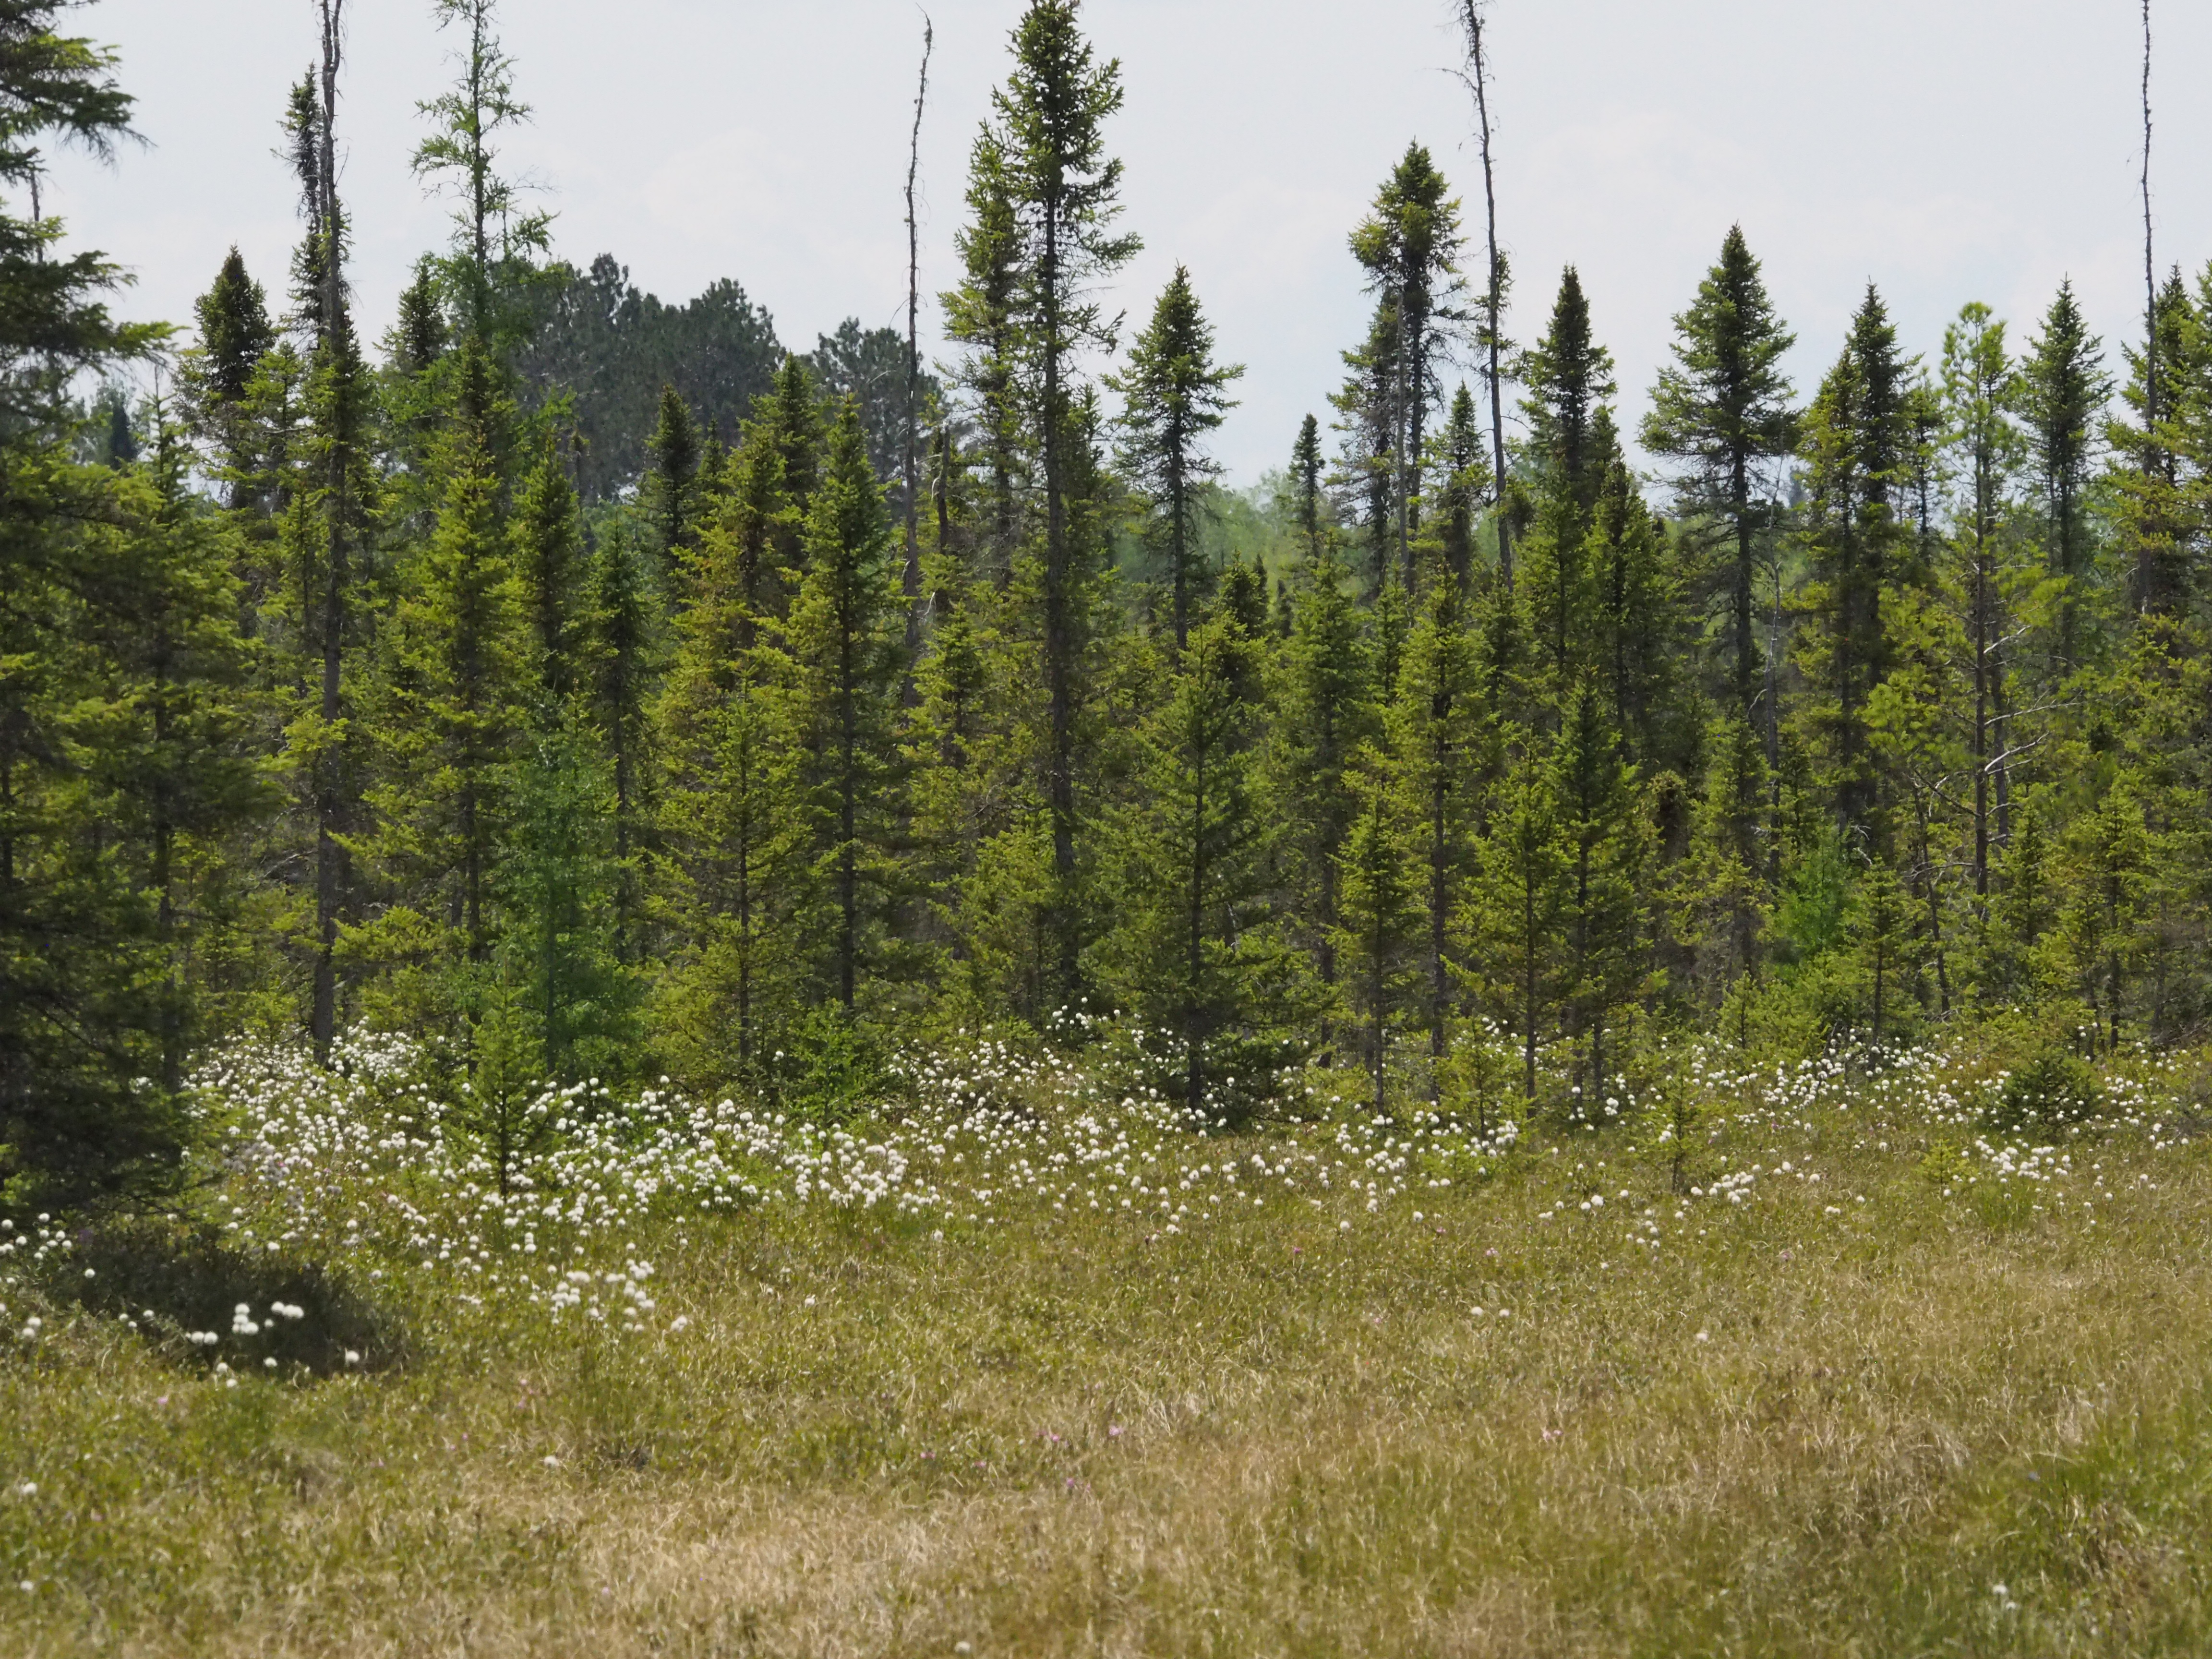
19, 1, 2212, 1651
9, 0, 2203, 1207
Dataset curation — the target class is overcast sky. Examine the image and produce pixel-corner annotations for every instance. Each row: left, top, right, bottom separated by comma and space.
39, 0, 2212, 486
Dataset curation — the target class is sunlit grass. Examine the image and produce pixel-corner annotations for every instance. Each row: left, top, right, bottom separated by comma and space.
4, 1028, 2211, 1656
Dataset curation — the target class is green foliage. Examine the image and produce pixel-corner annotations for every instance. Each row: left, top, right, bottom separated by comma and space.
1387, 568, 1485, 1080
641, 384, 699, 586
1678, 711, 1772, 1009
0, 444, 267, 1206
1848, 854, 1924, 1048
350, 339, 530, 1036
180, 249, 274, 497
500, 712, 635, 1087
1515, 270, 1630, 698
1289, 413, 1326, 565
780, 1002, 892, 1126
2016, 281, 2108, 675
1436, 384, 1485, 585
1643, 226, 1797, 711
0, 22, 249, 1204
511, 440, 583, 700
1774, 825, 1852, 966
1791, 287, 1917, 838
650, 396, 810, 1088
411, 0, 551, 343
512, 256, 783, 504
1332, 298, 1402, 593
1553, 681, 1651, 1099
1097, 601, 1300, 1121
1520, 266, 1617, 518
1111, 265, 1243, 648
785, 397, 911, 1012
1988, 1039, 2103, 1136
804, 316, 942, 488
24, 0, 2212, 1232
454, 969, 554, 1197
941, 126, 1025, 572
1348, 143, 1466, 588
1334, 752, 1424, 1110
1270, 544, 1374, 1032
0, 1, 165, 432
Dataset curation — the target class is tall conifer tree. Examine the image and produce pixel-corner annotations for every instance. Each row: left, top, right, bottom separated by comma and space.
583, 525, 652, 962
1642, 227, 1797, 718
1271, 544, 1373, 1025
2017, 281, 2107, 679
1796, 286, 1914, 835
511, 441, 582, 702
356, 340, 528, 1031
183, 248, 275, 505
1290, 413, 1326, 565
1521, 267, 1616, 523
1389, 568, 1484, 1089
1518, 271, 1620, 698
942, 126, 1025, 576
787, 399, 909, 1012
1437, 385, 1484, 586
1553, 681, 1647, 1107
1112, 264, 1242, 649
1349, 144, 1464, 589
1333, 301, 1402, 594
1938, 304, 2022, 912
643, 384, 701, 591
1470, 745, 1566, 1102
993, 0, 1140, 998
1334, 752, 1421, 1111
1102, 599, 1286, 1115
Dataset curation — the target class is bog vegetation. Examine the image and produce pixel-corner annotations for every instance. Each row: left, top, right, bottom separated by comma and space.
8, 1024, 2212, 1654
4, 0, 2212, 1650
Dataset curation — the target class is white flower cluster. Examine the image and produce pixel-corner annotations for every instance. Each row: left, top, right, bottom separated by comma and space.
2, 1024, 2200, 1378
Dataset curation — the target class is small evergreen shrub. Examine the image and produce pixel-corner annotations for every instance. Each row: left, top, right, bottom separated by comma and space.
1987, 1044, 2102, 1136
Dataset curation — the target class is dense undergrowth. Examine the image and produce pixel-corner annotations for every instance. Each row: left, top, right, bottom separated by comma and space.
5, 1020, 2212, 1656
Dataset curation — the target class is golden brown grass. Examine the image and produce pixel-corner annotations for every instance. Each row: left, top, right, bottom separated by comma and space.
6, 1091, 2212, 1657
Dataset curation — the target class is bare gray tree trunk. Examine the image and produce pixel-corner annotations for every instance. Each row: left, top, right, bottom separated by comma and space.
2142, 0, 2156, 441
311, 0, 349, 1063
904, 14, 933, 654
1459, 0, 1513, 593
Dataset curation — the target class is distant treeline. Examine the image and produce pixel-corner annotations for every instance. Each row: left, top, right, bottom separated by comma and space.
512, 254, 936, 504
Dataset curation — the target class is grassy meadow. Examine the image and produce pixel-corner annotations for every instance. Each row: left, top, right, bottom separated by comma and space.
6, 1030, 2212, 1657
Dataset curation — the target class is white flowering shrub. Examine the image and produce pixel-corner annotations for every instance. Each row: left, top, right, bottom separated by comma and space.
0, 1020, 2201, 1386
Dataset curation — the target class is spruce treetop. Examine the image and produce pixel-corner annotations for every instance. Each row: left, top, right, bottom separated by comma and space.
1112, 264, 1244, 646
2020, 280, 2108, 493
1291, 414, 1325, 557
413, 0, 549, 333
1349, 143, 1465, 327
995, 0, 1142, 355
1521, 266, 1617, 502
193, 249, 274, 408
1113, 265, 1243, 480
1845, 284, 1912, 491
1643, 227, 1797, 510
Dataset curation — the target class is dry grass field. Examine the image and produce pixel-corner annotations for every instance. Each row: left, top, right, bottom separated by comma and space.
5, 1032, 2212, 1657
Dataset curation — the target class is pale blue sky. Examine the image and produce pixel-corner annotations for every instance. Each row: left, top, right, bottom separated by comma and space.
41, 0, 2212, 484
